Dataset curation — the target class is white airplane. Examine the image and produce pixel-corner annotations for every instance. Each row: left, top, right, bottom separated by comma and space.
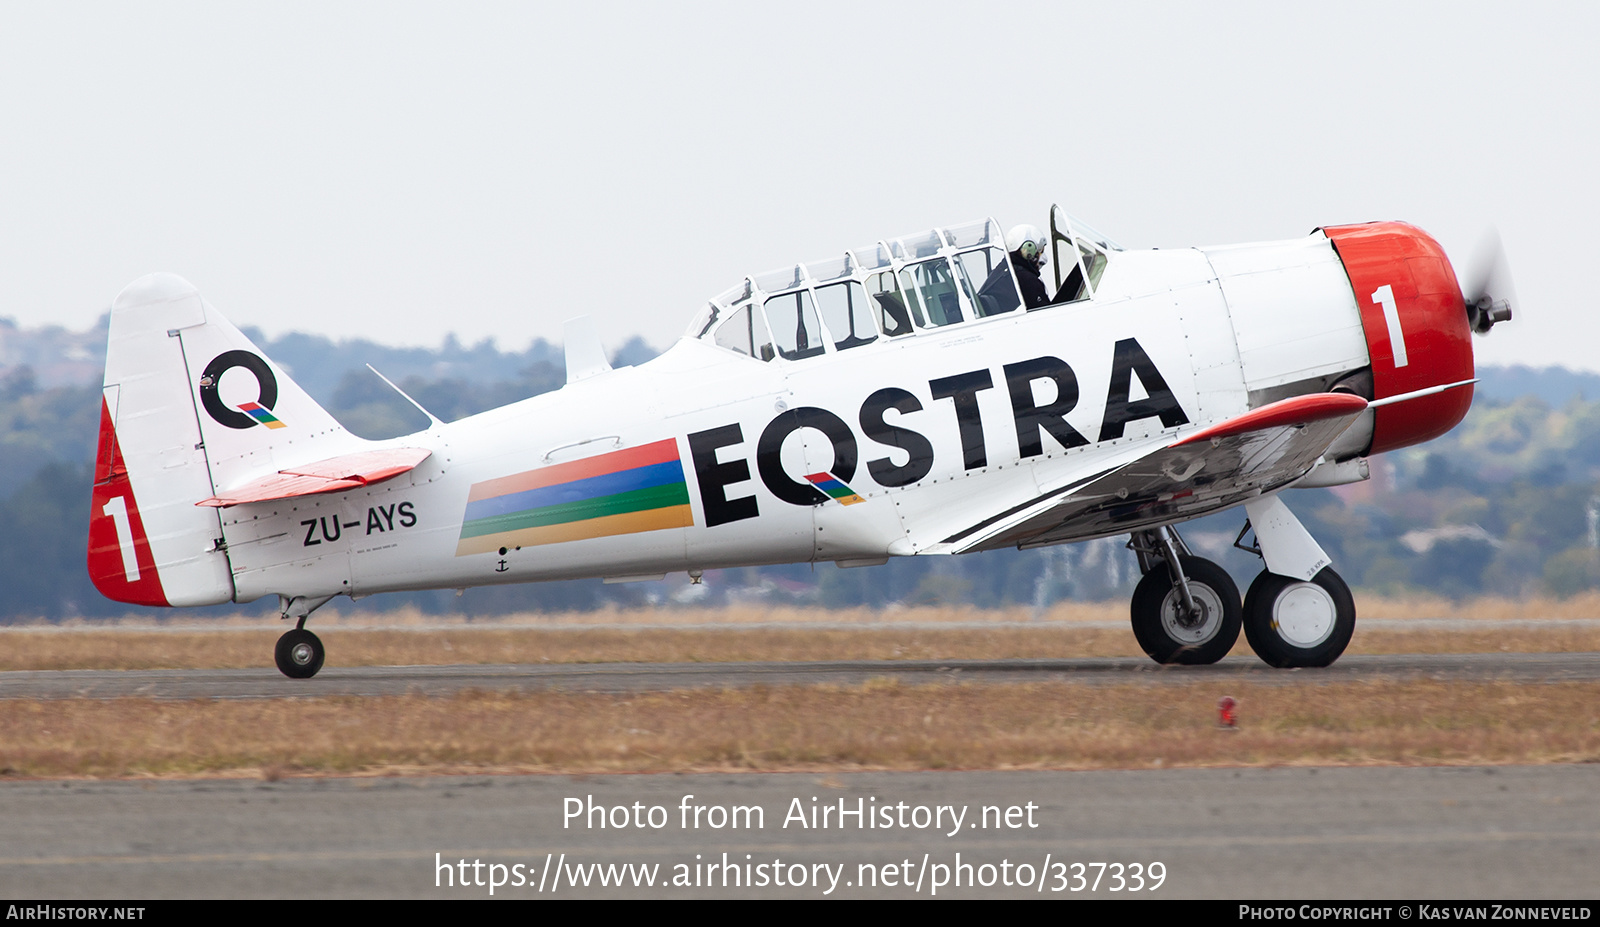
87, 207, 1512, 678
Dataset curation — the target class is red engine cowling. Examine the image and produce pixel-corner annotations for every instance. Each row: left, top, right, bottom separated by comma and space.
1323, 221, 1475, 456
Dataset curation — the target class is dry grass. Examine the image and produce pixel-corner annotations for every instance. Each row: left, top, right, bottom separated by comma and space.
0, 680, 1594, 779
1, 620, 1598, 671
0, 627, 1140, 670
1348, 625, 1600, 655
4, 597, 1596, 780
1353, 591, 1600, 620
15, 601, 1132, 630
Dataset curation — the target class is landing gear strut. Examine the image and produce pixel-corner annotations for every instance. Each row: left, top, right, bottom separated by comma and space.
1235, 496, 1356, 667
1127, 526, 1241, 665
274, 594, 333, 679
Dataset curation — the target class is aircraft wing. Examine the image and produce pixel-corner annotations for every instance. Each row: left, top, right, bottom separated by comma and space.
941, 393, 1369, 553
197, 447, 433, 507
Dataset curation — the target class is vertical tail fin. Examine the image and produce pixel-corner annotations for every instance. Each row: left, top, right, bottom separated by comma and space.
88, 273, 365, 607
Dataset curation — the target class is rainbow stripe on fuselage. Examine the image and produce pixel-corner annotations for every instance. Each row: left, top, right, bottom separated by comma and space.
455, 438, 693, 556
237, 401, 286, 429
805, 472, 864, 505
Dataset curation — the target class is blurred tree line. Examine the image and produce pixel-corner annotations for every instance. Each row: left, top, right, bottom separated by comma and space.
0, 318, 1596, 619
1291, 394, 1600, 599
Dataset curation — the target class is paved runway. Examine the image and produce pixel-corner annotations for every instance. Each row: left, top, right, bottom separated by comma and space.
0, 766, 1595, 899
2, 654, 1596, 899
0, 652, 1595, 699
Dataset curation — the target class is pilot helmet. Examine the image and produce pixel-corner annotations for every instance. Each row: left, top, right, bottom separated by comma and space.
1005, 224, 1046, 269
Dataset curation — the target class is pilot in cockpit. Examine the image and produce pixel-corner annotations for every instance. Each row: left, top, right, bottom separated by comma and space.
980, 224, 1052, 312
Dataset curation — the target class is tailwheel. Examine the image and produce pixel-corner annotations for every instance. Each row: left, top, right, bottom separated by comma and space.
1242, 567, 1355, 668
274, 627, 326, 679
1130, 555, 1242, 665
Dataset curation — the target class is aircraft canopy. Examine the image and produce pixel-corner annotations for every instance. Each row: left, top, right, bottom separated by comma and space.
688, 209, 1120, 362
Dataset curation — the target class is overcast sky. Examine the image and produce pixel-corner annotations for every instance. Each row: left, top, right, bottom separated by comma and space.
1, 2, 1594, 371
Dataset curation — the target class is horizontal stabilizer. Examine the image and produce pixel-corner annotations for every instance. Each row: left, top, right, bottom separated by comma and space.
198, 448, 432, 508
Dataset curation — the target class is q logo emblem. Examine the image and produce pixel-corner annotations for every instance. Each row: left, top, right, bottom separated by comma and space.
199, 350, 285, 430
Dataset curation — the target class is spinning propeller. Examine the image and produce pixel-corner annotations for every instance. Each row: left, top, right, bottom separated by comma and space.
1463, 229, 1516, 334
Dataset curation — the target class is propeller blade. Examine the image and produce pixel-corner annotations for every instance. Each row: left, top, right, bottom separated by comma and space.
1462, 229, 1516, 334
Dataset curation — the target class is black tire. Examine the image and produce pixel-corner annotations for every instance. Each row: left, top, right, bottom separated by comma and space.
1242, 567, 1356, 668
1130, 555, 1242, 665
274, 628, 325, 679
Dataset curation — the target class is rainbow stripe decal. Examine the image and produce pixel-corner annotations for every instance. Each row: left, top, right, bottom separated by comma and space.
805, 471, 864, 505
455, 438, 694, 556
237, 402, 287, 429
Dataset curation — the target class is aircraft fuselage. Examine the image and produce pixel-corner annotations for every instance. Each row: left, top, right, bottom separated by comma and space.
220, 237, 1379, 601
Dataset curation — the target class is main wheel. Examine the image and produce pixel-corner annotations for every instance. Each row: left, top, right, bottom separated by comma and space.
274, 628, 325, 679
1130, 555, 1242, 665
1242, 567, 1355, 668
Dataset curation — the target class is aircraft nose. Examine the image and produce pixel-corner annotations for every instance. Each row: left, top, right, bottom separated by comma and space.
1322, 221, 1475, 454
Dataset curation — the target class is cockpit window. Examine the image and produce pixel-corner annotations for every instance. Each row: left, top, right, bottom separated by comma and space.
900, 258, 964, 328
942, 219, 998, 249
815, 280, 877, 351
713, 301, 775, 361
851, 242, 893, 271
691, 302, 720, 339
694, 214, 1110, 351
762, 290, 826, 361
1049, 205, 1116, 304
715, 279, 752, 307
754, 264, 805, 295
956, 247, 1020, 318
866, 270, 918, 336
807, 253, 853, 283
897, 230, 945, 260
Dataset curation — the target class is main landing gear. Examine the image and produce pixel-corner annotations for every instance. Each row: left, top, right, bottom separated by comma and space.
274, 594, 333, 679
1241, 566, 1356, 668
1234, 495, 1356, 668
1127, 527, 1241, 664
1128, 499, 1356, 668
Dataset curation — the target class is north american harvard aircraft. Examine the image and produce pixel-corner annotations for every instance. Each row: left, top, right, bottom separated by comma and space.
87, 206, 1513, 677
